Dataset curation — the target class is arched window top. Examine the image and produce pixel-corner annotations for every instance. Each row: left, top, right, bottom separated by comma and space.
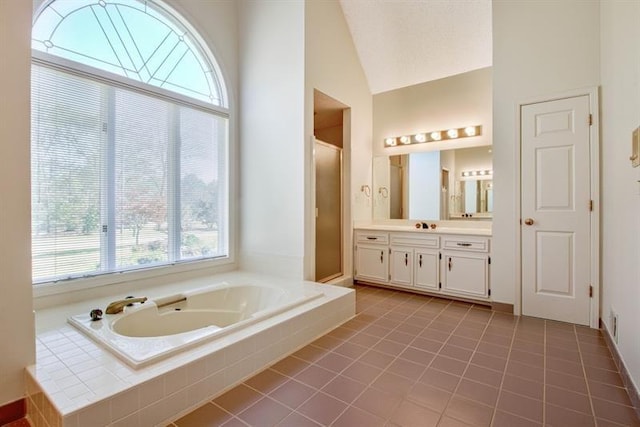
32, 0, 227, 107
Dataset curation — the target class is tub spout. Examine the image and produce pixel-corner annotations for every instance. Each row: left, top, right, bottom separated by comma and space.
105, 297, 148, 314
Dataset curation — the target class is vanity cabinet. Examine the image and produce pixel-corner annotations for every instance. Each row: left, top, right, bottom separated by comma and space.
441, 236, 490, 298
355, 229, 491, 301
354, 231, 389, 283
389, 233, 439, 290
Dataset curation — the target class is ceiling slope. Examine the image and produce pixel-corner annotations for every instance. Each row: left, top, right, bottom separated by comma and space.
339, 0, 492, 94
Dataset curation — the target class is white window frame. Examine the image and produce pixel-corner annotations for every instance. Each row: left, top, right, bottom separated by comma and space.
31, 20, 235, 299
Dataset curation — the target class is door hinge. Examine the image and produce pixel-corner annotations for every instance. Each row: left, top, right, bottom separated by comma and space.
389, 274, 391, 281
589, 200, 593, 211
389, 248, 391, 254
589, 285, 593, 298
588, 114, 593, 126
438, 282, 442, 289
488, 256, 491, 265
439, 252, 442, 260
488, 289, 491, 297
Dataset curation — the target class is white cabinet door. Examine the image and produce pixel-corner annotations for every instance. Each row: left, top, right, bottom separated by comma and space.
390, 247, 412, 287
414, 249, 439, 291
355, 244, 388, 283
441, 252, 488, 298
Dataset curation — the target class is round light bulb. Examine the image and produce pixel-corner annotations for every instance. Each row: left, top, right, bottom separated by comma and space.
447, 129, 459, 139
464, 126, 477, 137
399, 135, 410, 144
430, 131, 441, 141
462, 171, 469, 177
414, 133, 426, 143
385, 137, 396, 146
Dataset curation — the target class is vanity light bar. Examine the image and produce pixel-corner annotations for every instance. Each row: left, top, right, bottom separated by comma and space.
461, 169, 493, 177
384, 125, 482, 147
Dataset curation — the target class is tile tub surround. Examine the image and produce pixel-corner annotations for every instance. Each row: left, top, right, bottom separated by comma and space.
170, 284, 640, 427
26, 272, 355, 427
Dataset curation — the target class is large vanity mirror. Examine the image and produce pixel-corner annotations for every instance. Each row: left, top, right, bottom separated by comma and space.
373, 146, 493, 221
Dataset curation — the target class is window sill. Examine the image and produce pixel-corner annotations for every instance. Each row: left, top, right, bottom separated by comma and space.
33, 256, 236, 309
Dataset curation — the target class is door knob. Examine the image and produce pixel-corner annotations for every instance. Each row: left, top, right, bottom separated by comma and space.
524, 218, 535, 226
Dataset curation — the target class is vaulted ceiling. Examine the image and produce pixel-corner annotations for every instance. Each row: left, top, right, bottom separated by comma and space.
339, 0, 493, 94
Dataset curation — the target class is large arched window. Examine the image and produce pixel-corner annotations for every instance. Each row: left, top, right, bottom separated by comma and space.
31, 0, 229, 284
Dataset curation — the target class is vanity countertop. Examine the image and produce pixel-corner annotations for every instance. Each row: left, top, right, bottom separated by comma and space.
355, 223, 492, 237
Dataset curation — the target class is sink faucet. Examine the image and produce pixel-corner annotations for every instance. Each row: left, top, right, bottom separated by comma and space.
105, 297, 148, 314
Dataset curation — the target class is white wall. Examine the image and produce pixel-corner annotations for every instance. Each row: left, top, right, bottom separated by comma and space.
372, 67, 492, 158
238, 1, 306, 278
600, 0, 640, 394
491, 0, 600, 305
304, 0, 373, 280
0, 0, 36, 407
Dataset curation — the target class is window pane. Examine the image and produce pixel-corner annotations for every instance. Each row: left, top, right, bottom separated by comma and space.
180, 109, 228, 259
32, 0, 225, 106
114, 90, 170, 268
31, 66, 104, 282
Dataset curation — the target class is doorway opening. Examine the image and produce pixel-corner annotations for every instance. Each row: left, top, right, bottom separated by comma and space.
313, 90, 348, 283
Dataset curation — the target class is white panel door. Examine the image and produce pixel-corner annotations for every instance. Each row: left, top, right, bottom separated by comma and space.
521, 95, 592, 325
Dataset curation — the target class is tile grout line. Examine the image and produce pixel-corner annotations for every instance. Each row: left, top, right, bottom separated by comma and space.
340, 289, 481, 424
487, 313, 520, 427
323, 288, 446, 425
433, 302, 496, 426
542, 319, 547, 427
264, 287, 430, 426
574, 323, 599, 425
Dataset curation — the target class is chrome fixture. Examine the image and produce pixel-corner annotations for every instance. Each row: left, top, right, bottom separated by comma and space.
105, 296, 148, 314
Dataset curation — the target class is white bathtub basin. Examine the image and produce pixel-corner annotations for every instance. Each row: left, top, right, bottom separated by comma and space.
69, 282, 323, 368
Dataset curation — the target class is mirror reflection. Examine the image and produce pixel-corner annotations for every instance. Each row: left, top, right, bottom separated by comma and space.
373, 146, 493, 221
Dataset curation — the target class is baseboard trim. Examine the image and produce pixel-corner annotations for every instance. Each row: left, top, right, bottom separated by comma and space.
601, 319, 640, 420
0, 398, 26, 425
491, 301, 514, 314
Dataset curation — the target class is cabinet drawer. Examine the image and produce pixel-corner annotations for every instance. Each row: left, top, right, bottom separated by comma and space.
355, 231, 389, 245
390, 232, 439, 249
442, 236, 490, 252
